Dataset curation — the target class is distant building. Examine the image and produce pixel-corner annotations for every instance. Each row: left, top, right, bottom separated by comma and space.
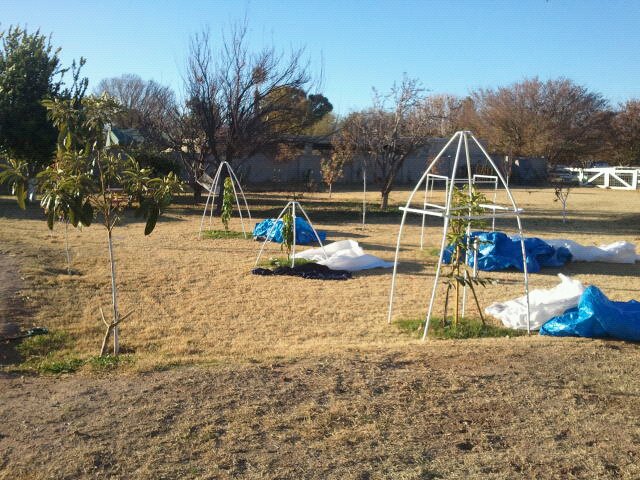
237, 136, 548, 186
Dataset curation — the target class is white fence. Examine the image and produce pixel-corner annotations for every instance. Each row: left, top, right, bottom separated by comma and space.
566, 167, 640, 190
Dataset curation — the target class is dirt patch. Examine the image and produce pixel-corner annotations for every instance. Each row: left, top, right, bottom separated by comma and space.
1, 341, 639, 479
0, 253, 27, 365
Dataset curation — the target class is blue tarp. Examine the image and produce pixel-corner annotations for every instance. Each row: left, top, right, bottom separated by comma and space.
253, 217, 327, 245
540, 286, 640, 341
443, 231, 572, 273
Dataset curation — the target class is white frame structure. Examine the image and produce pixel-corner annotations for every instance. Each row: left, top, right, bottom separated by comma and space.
198, 161, 252, 238
387, 130, 531, 339
254, 201, 328, 268
418, 173, 499, 249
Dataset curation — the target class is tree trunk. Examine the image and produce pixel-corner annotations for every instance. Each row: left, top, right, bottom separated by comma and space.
380, 190, 390, 209
64, 221, 71, 275
328, 183, 332, 199
107, 228, 120, 355
192, 181, 203, 204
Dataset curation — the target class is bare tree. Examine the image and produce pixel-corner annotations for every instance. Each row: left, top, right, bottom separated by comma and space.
184, 22, 330, 205
417, 94, 463, 136
466, 77, 611, 167
95, 74, 179, 149
609, 99, 640, 165
332, 76, 432, 208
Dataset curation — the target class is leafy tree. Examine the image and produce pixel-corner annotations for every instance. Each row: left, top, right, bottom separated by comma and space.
0, 25, 87, 176
3, 94, 183, 356
443, 186, 489, 326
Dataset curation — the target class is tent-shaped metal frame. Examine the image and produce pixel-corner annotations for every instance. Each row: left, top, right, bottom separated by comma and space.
254, 201, 328, 268
198, 161, 252, 238
387, 130, 531, 339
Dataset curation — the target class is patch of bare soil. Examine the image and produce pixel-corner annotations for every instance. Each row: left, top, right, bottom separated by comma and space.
0, 253, 26, 365
1, 339, 639, 479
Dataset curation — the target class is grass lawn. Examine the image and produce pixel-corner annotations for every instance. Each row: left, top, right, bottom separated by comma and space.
1, 187, 639, 478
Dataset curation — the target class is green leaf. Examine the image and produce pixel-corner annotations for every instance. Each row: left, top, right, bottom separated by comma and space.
81, 201, 93, 226
68, 207, 78, 227
144, 204, 159, 236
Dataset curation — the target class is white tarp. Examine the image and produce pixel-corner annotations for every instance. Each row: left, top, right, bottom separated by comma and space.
485, 274, 585, 330
294, 240, 394, 272
545, 239, 639, 264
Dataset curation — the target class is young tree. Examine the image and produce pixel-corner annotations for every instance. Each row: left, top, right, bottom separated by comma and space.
332, 76, 432, 208
320, 151, 347, 198
0, 26, 87, 177
2, 94, 182, 356
184, 22, 331, 206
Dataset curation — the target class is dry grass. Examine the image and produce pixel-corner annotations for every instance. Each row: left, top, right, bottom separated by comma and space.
1, 343, 639, 479
0, 187, 639, 369
1, 187, 640, 478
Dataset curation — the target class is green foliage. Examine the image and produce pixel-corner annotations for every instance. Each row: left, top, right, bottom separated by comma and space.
395, 317, 525, 339
16, 330, 71, 358
444, 185, 490, 326
281, 209, 294, 258
201, 229, 246, 240
0, 156, 28, 209
87, 354, 134, 371
221, 176, 234, 231
0, 26, 87, 174
131, 148, 183, 177
32, 357, 85, 374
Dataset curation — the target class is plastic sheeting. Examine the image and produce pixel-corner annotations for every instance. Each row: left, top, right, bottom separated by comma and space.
443, 231, 572, 273
540, 286, 640, 341
545, 239, 640, 264
294, 240, 394, 272
485, 274, 585, 330
253, 218, 326, 245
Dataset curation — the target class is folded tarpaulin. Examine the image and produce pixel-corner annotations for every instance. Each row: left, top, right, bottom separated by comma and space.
545, 239, 640, 264
485, 274, 585, 330
293, 240, 394, 272
443, 231, 572, 273
253, 217, 326, 245
540, 286, 640, 341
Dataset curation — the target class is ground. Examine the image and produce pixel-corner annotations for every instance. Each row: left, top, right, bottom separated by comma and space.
1, 187, 639, 478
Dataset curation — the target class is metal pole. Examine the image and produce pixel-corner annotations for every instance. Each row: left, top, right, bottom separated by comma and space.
291, 202, 297, 267
227, 164, 252, 223
198, 182, 215, 238
296, 202, 329, 261
226, 164, 247, 238
362, 161, 366, 229
208, 163, 224, 228
422, 133, 464, 340
255, 202, 291, 267
387, 132, 461, 324
469, 133, 531, 333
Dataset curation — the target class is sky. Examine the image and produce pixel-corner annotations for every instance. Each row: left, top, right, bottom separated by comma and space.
2, 0, 640, 115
